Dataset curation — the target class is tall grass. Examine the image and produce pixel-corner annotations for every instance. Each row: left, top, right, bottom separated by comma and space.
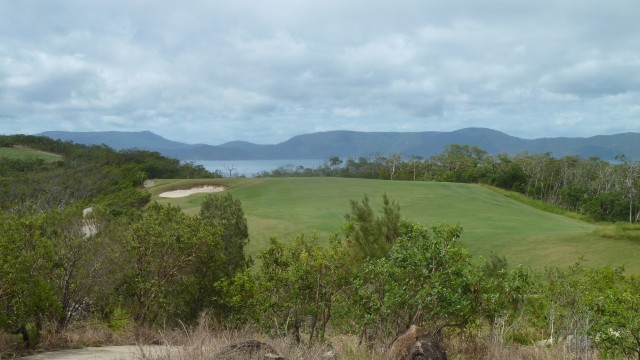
0, 320, 139, 358
593, 222, 640, 241
480, 184, 591, 222
448, 338, 601, 360
128, 316, 603, 360
2, 319, 606, 359
137, 317, 387, 360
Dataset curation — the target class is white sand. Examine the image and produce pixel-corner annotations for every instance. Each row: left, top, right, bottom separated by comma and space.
159, 185, 225, 198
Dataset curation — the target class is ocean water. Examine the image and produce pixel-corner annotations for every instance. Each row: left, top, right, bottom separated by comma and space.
190, 159, 326, 177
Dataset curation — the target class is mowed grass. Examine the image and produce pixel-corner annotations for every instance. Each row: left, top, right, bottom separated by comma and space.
148, 177, 640, 272
0, 146, 62, 162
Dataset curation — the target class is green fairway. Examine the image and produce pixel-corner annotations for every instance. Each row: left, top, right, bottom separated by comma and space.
148, 177, 640, 272
0, 146, 62, 162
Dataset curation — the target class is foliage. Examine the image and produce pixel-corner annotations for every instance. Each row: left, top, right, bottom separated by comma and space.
118, 150, 218, 179
199, 193, 251, 277
121, 203, 224, 325
0, 214, 59, 343
517, 263, 640, 358
95, 187, 150, 218
526, 260, 591, 350
583, 268, 640, 359
346, 222, 479, 339
478, 254, 532, 343
343, 193, 401, 261
185, 193, 252, 320
582, 191, 630, 222
0, 134, 218, 214
218, 235, 350, 343
42, 207, 129, 330
0, 133, 237, 344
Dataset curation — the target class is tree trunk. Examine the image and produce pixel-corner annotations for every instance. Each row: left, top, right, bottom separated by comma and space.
293, 317, 301, 344
12, 325, 30, 348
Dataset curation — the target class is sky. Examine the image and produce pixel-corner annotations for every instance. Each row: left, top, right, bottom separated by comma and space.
1, 0, 639, 145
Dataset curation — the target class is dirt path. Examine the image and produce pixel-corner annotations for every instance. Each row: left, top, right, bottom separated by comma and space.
20, 345, 171, 360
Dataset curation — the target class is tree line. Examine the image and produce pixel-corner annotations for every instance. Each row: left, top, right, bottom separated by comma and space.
258, 144, 640, 223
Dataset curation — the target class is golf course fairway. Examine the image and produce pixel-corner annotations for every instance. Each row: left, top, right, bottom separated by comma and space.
148, 177, 640, 272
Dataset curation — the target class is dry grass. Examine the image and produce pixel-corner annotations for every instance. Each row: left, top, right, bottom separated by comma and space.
0, 331, 25, 358
1, 319, 607, 360
448, 338, 602, 360
37, 321, 138, 351
135, 317, 388, 360
0, 321, 136, 358
132, 317, 604, 360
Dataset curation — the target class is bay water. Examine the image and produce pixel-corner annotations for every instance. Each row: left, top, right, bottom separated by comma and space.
190, 159, 326, 177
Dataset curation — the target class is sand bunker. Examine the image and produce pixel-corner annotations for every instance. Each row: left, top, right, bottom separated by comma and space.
159, 185, 225, 198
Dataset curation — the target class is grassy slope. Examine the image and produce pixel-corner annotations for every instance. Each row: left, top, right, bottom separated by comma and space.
0, 146, 62, 162
148, 177, 640, 272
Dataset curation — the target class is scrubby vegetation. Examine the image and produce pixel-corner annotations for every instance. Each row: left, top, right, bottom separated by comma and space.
0, 135, 223, 356
0, 134, 219, 214
2, 135, 640, 359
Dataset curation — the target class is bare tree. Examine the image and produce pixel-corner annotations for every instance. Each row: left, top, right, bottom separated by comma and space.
386, 153, 403, 180
223, 163, 237, 178
409, 155, 423, 181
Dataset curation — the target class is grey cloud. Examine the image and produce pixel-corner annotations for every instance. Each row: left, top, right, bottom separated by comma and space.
403, 99, 445, 118
19, 70, 101, 105
540, 58, 640, 98
1, 0, 639, 144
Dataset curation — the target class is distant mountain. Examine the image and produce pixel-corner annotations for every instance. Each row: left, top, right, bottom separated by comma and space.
39, 130, 196, 151
38, 128, 640, 161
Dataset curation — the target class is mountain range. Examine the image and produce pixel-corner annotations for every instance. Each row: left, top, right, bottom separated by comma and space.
38, 128, 640, 161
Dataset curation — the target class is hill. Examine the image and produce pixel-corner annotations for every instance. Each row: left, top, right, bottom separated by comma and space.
39, 128, 640, 161
38, 130, 198, 151
147, 177, 640, 272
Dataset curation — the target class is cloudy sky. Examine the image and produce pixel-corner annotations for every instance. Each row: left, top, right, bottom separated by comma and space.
1, 0, 639, 144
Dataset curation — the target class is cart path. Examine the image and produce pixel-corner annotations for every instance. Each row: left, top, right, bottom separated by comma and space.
20, 345, 174, 360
